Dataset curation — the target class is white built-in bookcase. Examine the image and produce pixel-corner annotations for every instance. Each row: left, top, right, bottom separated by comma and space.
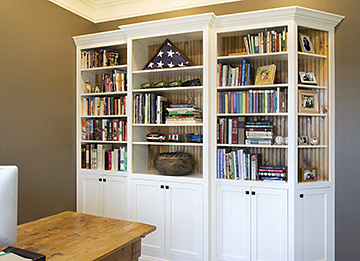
73, 7, 343, 261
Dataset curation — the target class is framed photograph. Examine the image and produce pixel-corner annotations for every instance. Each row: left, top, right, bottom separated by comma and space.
299, 72, 317, 85
299, 33, 314, 53
300, 168, 317, 182
298, 136, 309, 145
255, 64, 276, 85
298, 90, 319, 113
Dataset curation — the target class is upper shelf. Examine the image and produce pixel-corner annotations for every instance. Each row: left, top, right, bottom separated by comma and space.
298, 52, 327, 59
218, 52, 288, 63
132, 65, 203, 77
81, 65, 127, 73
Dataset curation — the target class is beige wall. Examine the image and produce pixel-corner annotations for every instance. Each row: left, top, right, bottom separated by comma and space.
0, 0, 94, 223
95, 1, 360, 260
1, 0, 359, 259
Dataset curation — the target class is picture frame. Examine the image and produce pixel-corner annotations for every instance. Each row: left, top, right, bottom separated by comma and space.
255, 64, 276, 85
298, 136, 309, 145
299, 72, 317, 85
299, 33, 315, 53
300, 167, 317, 182
298, 90, 319, 113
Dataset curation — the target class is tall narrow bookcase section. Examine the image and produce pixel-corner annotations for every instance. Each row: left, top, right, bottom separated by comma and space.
73, 30, 129, 219
212, 7, 343, 261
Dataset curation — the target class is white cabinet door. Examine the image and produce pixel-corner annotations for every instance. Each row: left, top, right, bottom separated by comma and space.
103, 176, 127, 220
297, 188, 330, 261
78, 174, 103, 216
166, 182, 203, 260
132, 179, 166, 254
251, 188, 288, 261
216, 184, 250, 261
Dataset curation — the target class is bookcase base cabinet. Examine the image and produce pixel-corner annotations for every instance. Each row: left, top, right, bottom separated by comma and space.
131, 179, 203, 261
216, 184, 287, 261
77, 174, 127, 220
297, 187, 332, 261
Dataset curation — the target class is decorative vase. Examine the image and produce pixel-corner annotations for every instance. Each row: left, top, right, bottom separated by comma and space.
154, 152, 195, 176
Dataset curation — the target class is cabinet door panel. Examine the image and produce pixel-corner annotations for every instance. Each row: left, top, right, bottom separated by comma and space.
251, 188, 288, 261
298, 188, 330, 261
103, 176, 127, 220
132, 179, 166, 254
78, 174, 103, 216
166, 182, 203, 260
216, 185, 250, 261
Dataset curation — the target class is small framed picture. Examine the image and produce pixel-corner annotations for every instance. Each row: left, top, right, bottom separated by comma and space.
299, 72, 317, 85
300, 168, 317, 182
298, 136, 309, 145
299, 90, 319, 113
255, 64, 276, 85
299, 33, 314, 53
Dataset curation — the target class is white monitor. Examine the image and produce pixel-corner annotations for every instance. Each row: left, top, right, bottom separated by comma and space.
0, 166, 18, 248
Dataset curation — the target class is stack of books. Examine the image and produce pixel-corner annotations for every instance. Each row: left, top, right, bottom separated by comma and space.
165, 104, 202, 124
258, 166, 286, 182
245, 120, 274, 145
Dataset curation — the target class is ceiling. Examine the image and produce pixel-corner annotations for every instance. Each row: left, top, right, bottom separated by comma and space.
49, 0, 242, 23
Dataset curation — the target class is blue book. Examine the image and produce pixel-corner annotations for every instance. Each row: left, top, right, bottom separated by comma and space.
241, 59, 247, 86
249, 90, 253, 113
247, 63, 251, 85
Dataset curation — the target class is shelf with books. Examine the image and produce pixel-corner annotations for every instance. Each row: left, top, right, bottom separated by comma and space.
81, 91, 127, 97
81, 115, 127, 119
217, 83, 288, 90
217, 144, 288, 149
217, 52, 288, 63
81, 64, 127, 73
218, 113, 288, 116
133, 86, 203, 94
132, 142, 203, 147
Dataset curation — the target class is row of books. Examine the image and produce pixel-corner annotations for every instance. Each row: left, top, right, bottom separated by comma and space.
165, 104, 203, 124
217, 117, 245, 144
82, 119, 127, 141
217, 148, 287, 181
217, 88, 288, 114
217, 59, 253, 87
133, 94, 169, 124
82, 96, 126, 116
245, 120, 274, 145
244, 28, 288, 54
217, 149, 260, 180
81, 49, 121, 69
98, 71, 127, 93
81, 144, 127, 171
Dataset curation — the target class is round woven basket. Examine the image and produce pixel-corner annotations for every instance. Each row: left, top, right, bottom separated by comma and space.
154, 152, 195, 176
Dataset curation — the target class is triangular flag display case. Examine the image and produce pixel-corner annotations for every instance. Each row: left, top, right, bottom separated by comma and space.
143, 39, 193, 69
74, 7, 343, 261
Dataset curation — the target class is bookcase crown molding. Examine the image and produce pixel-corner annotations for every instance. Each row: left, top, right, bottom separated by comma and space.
214, 6, 344, 30
119, 13, 216, 39
73, 29, 126, 48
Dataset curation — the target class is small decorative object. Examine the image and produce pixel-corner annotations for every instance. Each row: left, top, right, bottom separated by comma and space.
182, 78, 202, 86
299, 72, 317, 85
284, 137, 288, 145
320, 106, 328, 114
299, 90, 319, 113
168, 80, 182, 87
154, 152, 195, 176
168, 133, 184, 142
274, 136, 284, 145
140, 82, 154, 89
310, 136, 320, 145
153, 81, 168, 88
255, 64, 276, 85
298, 136, 309, 145
146, 133, 166, 142
143, 39, 193, 70
299, 33, 315, 53
94, 85, 101, 93
300, 167, 317, 182
187, 133, 203, 143
85, 80, 93, 93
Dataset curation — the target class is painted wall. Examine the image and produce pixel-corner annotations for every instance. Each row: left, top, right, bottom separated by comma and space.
95, 1, 360, 260
0, 0, 94, 224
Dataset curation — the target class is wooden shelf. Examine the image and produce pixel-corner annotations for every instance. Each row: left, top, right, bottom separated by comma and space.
81, 115, 127, 119
132, 86, 203, 94
81, 64, 127, 73
217, 113, 288, 117
81, 140, 128, 144
217, 84, 288, 90
217, 144, 288, 149
81, 91, 127, 97
217, 52, 288, 63
132, 65, 203, 76
132, 123, 203, 127
133, 141, 203, 146
298, 52, 327, 59
298, 84, 327, 89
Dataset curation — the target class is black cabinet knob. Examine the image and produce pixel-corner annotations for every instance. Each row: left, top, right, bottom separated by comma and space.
160, 185, 165, 189
103, 178, 106, 182
99, 178, 102, 182
165, 185, 169, 189
245, 191, 250, 195
251, 191, 256, 196
299, 194, 304, 198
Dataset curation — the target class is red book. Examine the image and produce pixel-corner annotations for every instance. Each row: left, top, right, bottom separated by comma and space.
232, 118, 239, 144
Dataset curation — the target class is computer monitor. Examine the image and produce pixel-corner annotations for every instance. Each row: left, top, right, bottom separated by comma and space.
0, 166, 18, 247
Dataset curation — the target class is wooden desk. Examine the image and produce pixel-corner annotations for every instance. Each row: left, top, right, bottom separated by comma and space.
13, 211, 155, 260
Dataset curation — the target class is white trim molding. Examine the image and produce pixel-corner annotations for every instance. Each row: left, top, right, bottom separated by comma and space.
49, 0, 242, 23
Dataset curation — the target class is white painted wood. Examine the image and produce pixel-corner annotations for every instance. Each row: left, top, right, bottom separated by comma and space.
131, 179, 166, 254
166, 182, 203, 260
78, 174, 104, 216
297, 188, 330, 261
251, 188, 288, 261
216, 185, 250, 261
103, 175, 127, 219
